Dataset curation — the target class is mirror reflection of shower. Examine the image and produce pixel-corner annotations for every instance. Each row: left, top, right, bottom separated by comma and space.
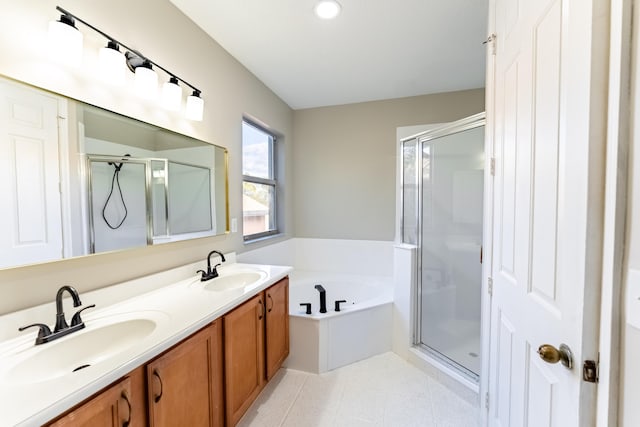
87, 155, 212, 254
88, 156, 148, 254
401, 113, 485, 381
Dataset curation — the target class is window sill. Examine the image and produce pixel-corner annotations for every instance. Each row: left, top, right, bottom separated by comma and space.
243, 233, 285, 245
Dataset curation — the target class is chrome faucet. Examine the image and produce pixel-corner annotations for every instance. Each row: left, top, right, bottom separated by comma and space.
197, 250, 226, 281
18, 285, 95, 345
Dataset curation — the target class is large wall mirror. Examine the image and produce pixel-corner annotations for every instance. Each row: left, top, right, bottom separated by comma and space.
0, 77, 228, 270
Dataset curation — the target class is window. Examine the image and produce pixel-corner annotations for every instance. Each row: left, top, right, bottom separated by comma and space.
242, 120, 278, 240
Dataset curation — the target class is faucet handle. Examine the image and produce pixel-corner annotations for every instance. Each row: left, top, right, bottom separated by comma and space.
300, 303, 312, 315
334, 300, 347, 312
18, 323, 53, 344
71, 304, 96, 327
211, 263, 221, 278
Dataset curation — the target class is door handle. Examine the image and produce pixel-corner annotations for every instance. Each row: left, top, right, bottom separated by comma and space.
537, 343, 573, 369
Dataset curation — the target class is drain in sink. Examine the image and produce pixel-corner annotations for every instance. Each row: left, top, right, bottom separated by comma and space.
72, 364, 91, 372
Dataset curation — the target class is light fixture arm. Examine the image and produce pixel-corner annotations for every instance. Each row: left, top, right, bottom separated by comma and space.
55, 5, 201, 94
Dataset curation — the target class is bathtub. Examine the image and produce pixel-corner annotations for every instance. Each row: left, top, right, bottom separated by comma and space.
284, 270, 393, 373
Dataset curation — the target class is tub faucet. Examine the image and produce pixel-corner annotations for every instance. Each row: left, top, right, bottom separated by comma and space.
198, 250, 226, 281
314, 284, 327, 313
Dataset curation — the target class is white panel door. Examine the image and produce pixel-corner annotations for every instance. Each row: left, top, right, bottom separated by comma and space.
487, 0, 606, 425
0, 80, 62, 267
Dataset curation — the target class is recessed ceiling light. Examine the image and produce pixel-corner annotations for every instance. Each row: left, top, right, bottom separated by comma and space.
314, 0, 342, 20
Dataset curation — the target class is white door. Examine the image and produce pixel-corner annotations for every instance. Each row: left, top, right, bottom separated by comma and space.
486, 0, 607, 425
0, 80, 63, 268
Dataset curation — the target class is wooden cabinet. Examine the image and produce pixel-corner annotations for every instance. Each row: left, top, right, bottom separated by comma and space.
265, 277, 289, 380
147, 320, 223, 427
223, 293, 266, 426
47, 367, 146, 427
224, 278, 290, 425
45, 276, 289, 427
48, 321, 223, 427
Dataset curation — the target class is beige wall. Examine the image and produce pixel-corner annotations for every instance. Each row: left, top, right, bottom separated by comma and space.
0, 0, 293, 314
292, 89, 485, 240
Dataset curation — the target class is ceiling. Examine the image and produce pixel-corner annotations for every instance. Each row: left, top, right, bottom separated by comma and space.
170, 0, 488, 110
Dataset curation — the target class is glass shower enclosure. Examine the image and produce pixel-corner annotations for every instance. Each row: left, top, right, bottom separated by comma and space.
86, 155, 212, 254
401, 113, 485, 380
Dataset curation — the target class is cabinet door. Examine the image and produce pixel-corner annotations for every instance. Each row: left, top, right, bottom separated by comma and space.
47, 376, 134, 427
224, 293, 265, 426
265, 277, 289, 380
147, 321, 223, 427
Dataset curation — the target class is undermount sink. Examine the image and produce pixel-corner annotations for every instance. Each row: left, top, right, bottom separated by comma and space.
4, 311, 167, 384
200, 269, 267, 292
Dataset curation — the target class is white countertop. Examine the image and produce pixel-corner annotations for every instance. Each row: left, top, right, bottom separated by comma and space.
0, 260, 292, 426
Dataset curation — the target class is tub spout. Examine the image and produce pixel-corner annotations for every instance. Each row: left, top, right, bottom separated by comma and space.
314, 284, 327, 313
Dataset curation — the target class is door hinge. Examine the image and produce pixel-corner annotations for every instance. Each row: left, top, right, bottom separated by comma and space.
485, 392, 490, 409
583, 359, 599, 383
488, 277, 493, 296
490, 157, 496, 176
483, 33, 497, 55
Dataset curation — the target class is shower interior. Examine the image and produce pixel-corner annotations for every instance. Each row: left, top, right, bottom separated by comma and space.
401, 113, 485, 380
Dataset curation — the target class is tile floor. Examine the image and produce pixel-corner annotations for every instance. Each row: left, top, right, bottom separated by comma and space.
238, 352, 480, 427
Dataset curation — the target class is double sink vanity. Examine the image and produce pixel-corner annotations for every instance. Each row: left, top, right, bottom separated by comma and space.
0, 255, 291, 426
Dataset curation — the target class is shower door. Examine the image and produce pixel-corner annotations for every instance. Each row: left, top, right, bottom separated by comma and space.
402, 113, 485, 379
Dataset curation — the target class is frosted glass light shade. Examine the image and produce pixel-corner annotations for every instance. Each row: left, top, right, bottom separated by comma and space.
314, 1, 341, 19
161, 78, 182, 111
185, 92, 204, 121
98, 43, 126, 85
48, 18, 83, 67
134, 65, 158, 100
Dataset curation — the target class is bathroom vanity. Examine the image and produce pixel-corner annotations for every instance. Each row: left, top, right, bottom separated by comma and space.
224, 278, 289, 426
0, 259, 290, 427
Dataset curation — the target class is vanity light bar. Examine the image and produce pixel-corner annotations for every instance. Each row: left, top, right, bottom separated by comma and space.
51, 6, 204, 121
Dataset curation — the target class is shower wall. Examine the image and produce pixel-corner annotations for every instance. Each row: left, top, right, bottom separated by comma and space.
90, 161, 148, 253
84, 138, 153, 253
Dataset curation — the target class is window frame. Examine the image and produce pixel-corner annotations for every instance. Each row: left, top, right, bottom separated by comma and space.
242, 119, 279, 241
